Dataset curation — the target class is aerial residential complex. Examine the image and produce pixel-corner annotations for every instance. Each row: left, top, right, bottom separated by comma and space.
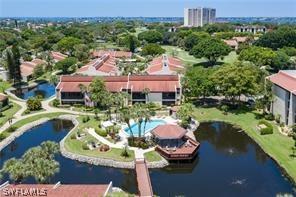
1, 1, 296, 196
184, 7, 216, 27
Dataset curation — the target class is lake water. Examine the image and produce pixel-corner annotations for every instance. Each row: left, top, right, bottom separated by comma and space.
13, 82, 56, 100
0, 120, 295, 196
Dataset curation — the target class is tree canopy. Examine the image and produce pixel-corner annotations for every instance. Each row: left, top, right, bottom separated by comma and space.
211, 62, 261, 102
138, 30, 163, 43
238, 46, 276, 67
190, 38, 231, 65
141, 43, 165, 56
57, 36, 82, 54
255, 27, 296, 50
183, 66, 215, 99
55, 57, 77, 74
184, 32, 210, 51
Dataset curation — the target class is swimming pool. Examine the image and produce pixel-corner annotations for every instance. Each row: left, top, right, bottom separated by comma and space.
124, 119, 166, 137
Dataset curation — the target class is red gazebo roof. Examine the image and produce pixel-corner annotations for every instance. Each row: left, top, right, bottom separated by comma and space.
152, 124, 187, 139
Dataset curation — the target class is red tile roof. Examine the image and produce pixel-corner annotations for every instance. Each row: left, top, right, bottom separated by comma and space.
146, 55, 184, 75
0, 93, 8, 102
51, 51, 68, 62
268, 71, 296, 92
93, 50, 132, 59
21, 59, 46, 77
2, 184, 109, 197
77, 54, 118, 75
152, 124, 187, 139
57, 75, 180, 93
223, 39, 238, 47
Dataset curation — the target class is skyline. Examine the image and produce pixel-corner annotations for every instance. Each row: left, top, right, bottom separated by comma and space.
0, 0, 296, 18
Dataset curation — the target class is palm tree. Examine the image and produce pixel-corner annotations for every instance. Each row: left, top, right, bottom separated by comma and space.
142, 88, 150, 103
143, 107, 154, 135
120, 107, 134, 139
32, 157, 59, 183
2, 158, 27, 183
133, 103, 146, 137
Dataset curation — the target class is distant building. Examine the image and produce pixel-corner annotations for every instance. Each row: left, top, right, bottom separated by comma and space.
267, 70, 296, 125
235, 25, 267, 34
184, 7, 216, 27
146, 54, 184, 75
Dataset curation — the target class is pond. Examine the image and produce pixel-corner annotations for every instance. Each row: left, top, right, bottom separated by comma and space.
13, 82, 55, 100
149, 122, 296, 197
0, 120, 295, 197
0, 119, 138, 194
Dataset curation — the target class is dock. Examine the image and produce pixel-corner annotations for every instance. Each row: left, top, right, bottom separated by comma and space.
135, 159, 153, 197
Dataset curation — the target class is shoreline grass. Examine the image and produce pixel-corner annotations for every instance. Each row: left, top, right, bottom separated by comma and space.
64, 116, 135, 162
193, 106, 296, 184
0, 102, 21, 127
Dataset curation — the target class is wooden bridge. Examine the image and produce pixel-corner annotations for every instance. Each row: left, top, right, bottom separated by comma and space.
135, 158, 153, 197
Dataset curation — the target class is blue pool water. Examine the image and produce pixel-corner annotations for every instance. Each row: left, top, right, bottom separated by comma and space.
14, 82, 56, 100
124, 119, 166, 137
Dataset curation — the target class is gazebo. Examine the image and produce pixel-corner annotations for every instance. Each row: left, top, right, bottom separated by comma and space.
151, 124, 200, 160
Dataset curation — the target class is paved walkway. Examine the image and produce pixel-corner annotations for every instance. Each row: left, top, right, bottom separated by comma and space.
0, 97, 99, 133
87, 128, 154, 160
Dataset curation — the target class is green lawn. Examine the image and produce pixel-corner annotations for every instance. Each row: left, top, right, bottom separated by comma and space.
0, 102, 21, 127
0, 81, 11, 93
144, 151, 163, 162
193, 107, 296, 183
64, 116, 135, 162
162, 45, 238, 66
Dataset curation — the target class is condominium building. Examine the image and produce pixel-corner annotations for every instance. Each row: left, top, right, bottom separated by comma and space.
56, 75, 182, 106
267, 70, 296, 125
146, 54, 184, 75
184, 7, 216, 27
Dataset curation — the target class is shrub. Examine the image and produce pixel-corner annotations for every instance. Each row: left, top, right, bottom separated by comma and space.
95, 128, 107, 137
258, 120, 273, 135
6, 126, 16, 133
82, 143, 89, 150
24, 109, 31, 114
0, 133, 6, 141
121, 145, 130, 158
128, 137, 149, 149
100, 144, 110, 152
220, 105, 229, 114
82, 116, 90, 123
70, 134, 76, 140
52, 99, 59, 107
26, 97, 42, 111
264, 113, 274, 121
275, 114, 281, 124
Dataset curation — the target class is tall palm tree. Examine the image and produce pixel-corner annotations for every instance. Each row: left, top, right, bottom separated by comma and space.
142, 88, 150, 103
2, 158, 26, 183
143, 107, 154, 135
133, 103, 146, 138
120, 107, 134, 139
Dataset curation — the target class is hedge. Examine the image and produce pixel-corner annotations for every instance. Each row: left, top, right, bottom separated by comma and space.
258, 120, 273, 135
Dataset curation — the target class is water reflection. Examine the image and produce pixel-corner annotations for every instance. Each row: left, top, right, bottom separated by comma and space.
150, 122, 296, 197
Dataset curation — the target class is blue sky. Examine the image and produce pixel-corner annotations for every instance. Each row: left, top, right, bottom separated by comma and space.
0, 0, 295, 17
